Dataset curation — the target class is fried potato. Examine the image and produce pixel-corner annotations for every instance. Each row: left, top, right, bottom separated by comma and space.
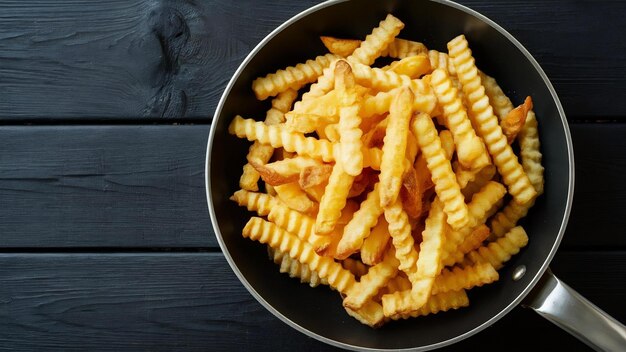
335, 61, 364, 176
252, 156, 322, 186
299, 164, 333, 189
379, 88, 414, 207
400, 161, 423, 219
390, 289, 469, 320
285, 112, 337, 134
268, 202, 331, 252
230, 190, 277, 216
411, 113, 469, 230
269, 247, 327, 287
348, 14, 405, 66
382, 38, 428, 58
361, 217, 391, 265
320, 36, 362, 57
385, 53, 431, 79
480, 71, 514, 120
243, 217, 356, 294
439, 129, 455, 160
274, 182, 319, 215
315, 147, 355, 235
343, 250, 399, 310
448, 35, 536, 205
432, 263, 498, 295
252, 53, 338, 100
360, 85, 436, 118
519, 110, 544, 195
502, 96, 533, 144
463, 226, 529, 270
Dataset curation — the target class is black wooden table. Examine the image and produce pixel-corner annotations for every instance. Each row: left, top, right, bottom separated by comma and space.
1, 1, 625, 351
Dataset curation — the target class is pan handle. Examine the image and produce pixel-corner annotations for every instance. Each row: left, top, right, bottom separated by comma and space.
523, 268, 626, 351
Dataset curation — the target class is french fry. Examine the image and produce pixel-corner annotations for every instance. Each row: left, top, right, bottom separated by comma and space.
384, 53, 431, 79
240, 89, 298, 191
316, 147, 355, 234
400, 162, 423, 219
502, 96, 533, 144
411, 112, 469, 230
390, 289, 469, 320
480, 71, 514, 120
243, 217, 356, 294
252, 156, 322, 186
344, 300, 386, 328
274, 182, 318, 215
320, 36, 362, 57
335, 61, 364, 176
519, 110, 544, 195
268, 247, 327, 287
448, 35, 536, 205
336, 183, 384, 259
252, 53, 338, 100
439, 129, 455, 160
229, 116, 334, 162
285, 112, 337, 134
318, 200, 359, 257
348, 14, 405, 67
361, 217, 391, 265
430, 68, 490, 169
360, 84, 437, 117
268, 202, 331, 253
343, 250, 400, 310
432, 262, 498, 295
362, 117, 388, 147
463, 226, 529, 270
441, 224, 491, 267
299, 164, 333, 189
380, 88, 414, 207
341, 257, 370, 279
382, 38, 428, 58
230, 190, 277, 216
428, 50, 456, 75
384, 198, 419, 276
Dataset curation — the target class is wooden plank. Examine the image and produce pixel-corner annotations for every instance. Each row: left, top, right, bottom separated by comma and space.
0, 123, 624, 249
0, 125, 214, 248
0, 0, 624, 120
0, 251, 622, 351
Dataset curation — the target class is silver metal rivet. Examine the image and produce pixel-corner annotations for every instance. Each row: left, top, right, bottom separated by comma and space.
512, 265, 526, 281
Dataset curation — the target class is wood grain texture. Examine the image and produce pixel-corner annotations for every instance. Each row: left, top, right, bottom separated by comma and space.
0, 0, 624, 120
0, 251, 623, 351
0, 125, 214, 248
0, 123, 624, 249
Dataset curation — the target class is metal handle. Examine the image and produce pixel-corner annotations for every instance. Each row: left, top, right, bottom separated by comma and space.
523, 268, 626, 351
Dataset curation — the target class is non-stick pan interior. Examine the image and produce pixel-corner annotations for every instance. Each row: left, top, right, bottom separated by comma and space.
208, 0, 572, 349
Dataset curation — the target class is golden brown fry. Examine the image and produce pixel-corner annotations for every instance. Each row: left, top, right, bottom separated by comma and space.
463, 226, 529, 270
519, 110, 544, 195
252, 156, 322, 186
384, 198, 419, 276
268, 247, 327, 287
441, 224, 491, 267
502, 96, 533, 144
448, 35, 536, 205
285, 112, 337, 134
480, 71, 513, 120
243, 217, 356, 294
430, 68, 490, 169
360, 84, 437, 117
335, 61, 364, 177
318, 200, 359, 257
315, 148, 355, 235
362, 117, 388, 148
361, 217, 391, 265
432, 263, 498, 295
389, 290, 469, 320
344, 300, 386, 328
240, 89, 298, 191
400, 162, 423, 219
380, 88, 414, 207
382, 38, 428, 58
267, 202, 331, 253
252, 53, 338, 100
274, 182, 318, 216
428, 50, 456, 75
343, 250, 400, 310
299, 164, 333, 189
230, 190, 277, 216
411, 113, 469, 230
320, 36, 362, 57
229, 116, 334, 162
385, 53, 431, 79
439, 129, 455, 160
348, 14, 405, 66
336, 183, 384, 259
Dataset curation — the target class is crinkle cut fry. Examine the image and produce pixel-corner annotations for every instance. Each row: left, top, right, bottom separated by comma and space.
230, 190, 277, 216
335, 60, 364, 177
267, 202, 331, 253
229, 116, 334, 162
315, 148, 355, 235
379, 87, 414, 207
411, 112, 469, 230
464, 226, 529, 270
448, 35, 536, 205
240, 89, 298, 191
441, 224, 491, 267
389, 289, 469, 320
361, 86, 437, 118
274, 182, 318, 216
430, 68, 490, 170
336, 183, 383, 259
343, 251, 400, 310
252, 53, 338, 100
382, 38, 428, 58
431, 263, 498, 295
268, 247, 327, 287
361, 217, 391, 266
243, 217, 356, 294
480, 71, 514, 120
384, 198, 419, 276
295, 14, 403, 108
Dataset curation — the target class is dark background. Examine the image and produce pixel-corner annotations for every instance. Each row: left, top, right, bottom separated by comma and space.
0, 0, 624, 351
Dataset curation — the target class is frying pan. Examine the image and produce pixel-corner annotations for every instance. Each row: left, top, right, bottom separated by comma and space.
205, 0, 626, 350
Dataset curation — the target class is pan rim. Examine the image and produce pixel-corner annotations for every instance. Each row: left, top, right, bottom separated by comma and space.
205, 0, 575, 350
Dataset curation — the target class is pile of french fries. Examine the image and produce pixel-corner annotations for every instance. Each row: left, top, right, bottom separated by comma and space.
228, 14, 544, 327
